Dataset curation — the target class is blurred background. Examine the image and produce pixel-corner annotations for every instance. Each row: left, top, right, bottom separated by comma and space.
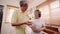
0, 0, 60, 34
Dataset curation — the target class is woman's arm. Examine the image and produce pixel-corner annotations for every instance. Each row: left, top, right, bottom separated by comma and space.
31, 26, 41, 33
31, 26, 46, 33
40, 26, 46, 31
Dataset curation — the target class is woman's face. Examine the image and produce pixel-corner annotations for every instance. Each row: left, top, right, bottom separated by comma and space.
34, 11, 39, 19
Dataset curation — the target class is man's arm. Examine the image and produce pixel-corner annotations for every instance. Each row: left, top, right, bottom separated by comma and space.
11, 21, 32, 26
11, 22, 26, 26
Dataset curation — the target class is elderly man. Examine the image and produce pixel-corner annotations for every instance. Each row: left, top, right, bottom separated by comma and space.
11, 0, 32, 34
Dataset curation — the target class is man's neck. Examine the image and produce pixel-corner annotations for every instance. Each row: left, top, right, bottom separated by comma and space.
22, 11, 25, 13
21, 10, 26, 13
35, 17, 41, 19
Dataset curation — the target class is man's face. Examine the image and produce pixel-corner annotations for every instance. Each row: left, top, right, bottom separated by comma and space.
20, 4, 28, 12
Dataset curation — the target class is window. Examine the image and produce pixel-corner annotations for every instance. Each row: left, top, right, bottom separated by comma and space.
50, 0, 60, 25
37, 0, 60, 25
50, 0, 59, 9
39, 5, 50, 24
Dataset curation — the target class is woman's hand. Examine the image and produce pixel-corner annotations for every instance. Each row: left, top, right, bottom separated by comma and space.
33, 29, 41, 33
40, 27, 46, 31
31, 26, 41, 33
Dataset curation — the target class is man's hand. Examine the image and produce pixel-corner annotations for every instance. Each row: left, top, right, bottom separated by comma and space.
26, 22, 32, 25
11, 21, 32, 26
25, 21, 32, 26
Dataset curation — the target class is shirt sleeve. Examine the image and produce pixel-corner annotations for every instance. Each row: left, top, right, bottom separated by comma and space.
11, 11, 18, 23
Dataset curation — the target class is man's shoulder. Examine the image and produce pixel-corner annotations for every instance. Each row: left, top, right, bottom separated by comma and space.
15, 9, 22, 13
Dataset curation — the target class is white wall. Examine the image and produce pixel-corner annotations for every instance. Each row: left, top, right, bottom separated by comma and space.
27, 0, 46, 19
0, 0, 20, 34
28, 0, 46, 10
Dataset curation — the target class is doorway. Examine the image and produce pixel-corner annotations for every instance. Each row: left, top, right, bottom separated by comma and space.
0, 5, 4, 33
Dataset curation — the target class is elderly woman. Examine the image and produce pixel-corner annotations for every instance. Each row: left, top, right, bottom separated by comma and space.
31, 10, 46, 34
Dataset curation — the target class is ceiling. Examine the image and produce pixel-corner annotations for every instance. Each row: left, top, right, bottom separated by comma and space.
28, 0, 47, 10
